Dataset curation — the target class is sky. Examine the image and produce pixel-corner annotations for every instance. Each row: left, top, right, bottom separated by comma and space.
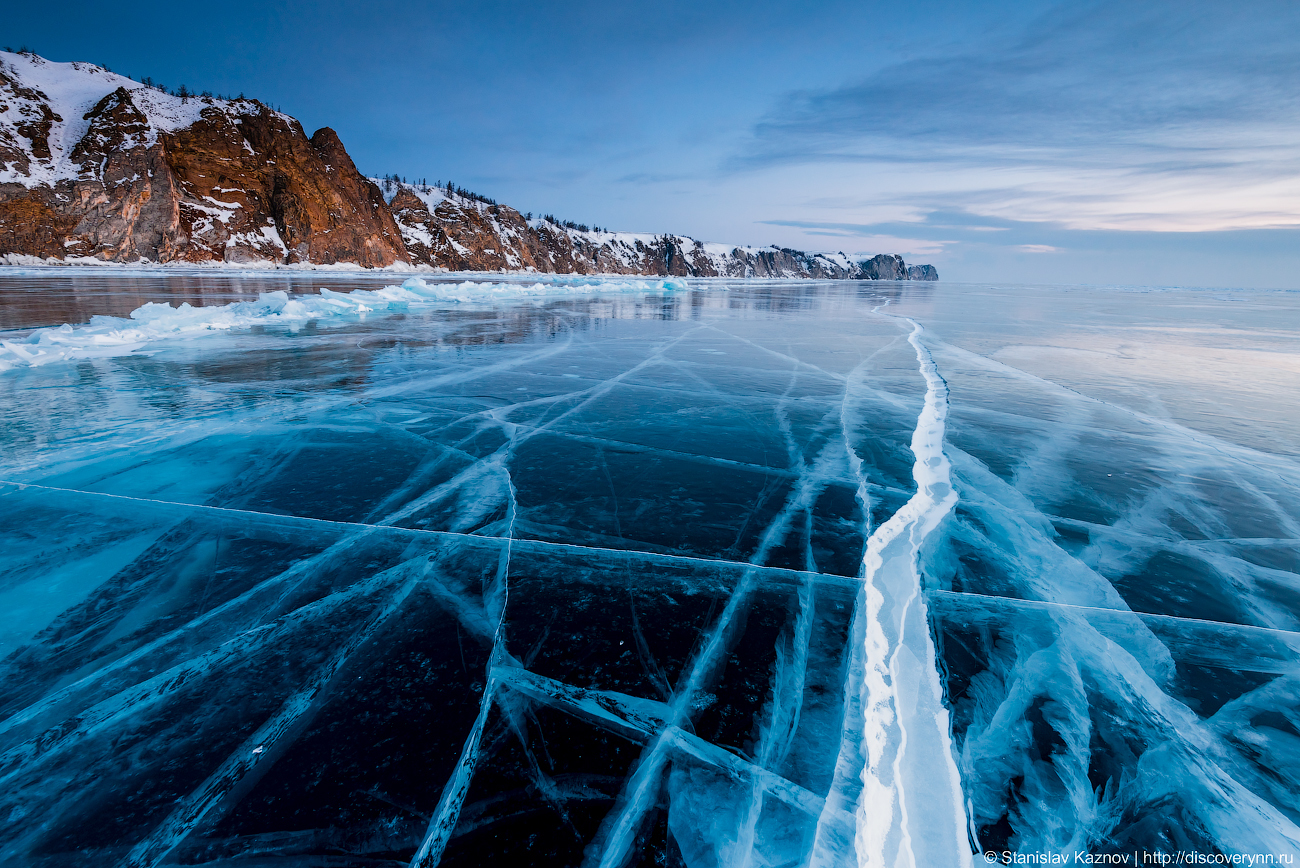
8, 0, 1300, 286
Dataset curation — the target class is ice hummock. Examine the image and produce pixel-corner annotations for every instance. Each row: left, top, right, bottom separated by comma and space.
0, 276, 688, 371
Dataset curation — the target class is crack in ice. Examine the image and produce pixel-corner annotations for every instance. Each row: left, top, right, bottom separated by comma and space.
810, 317, 973, 868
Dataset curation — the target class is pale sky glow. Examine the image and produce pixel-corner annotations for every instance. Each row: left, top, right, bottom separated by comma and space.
9, 0, 1300, 285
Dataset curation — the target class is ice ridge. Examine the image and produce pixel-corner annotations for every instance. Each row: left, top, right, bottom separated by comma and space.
0, 276, 689, 372
811, 317, 974, 868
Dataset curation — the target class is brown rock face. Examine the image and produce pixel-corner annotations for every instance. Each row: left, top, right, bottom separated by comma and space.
858, 254, 908, 280
0, 65, 60, 172
385, 190, 814, 278
0, 195, 79, 258
156, 109, 407, 266
54, 89, 185, 262
381, 183, 941, 279
0, 61, 406, 266
389, 190, 669, 275
71, 88, 151, 167
391, 190, 538, 272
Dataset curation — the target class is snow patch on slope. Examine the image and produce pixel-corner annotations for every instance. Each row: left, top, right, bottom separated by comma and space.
0, 50, 291, 188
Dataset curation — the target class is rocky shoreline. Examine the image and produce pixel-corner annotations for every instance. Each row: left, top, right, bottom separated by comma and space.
0, 51, 937, 280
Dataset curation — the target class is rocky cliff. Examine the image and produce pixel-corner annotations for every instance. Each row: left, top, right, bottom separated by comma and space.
0, 51, 937, 280
383, 182, 927, 279
0, 53, 405, 266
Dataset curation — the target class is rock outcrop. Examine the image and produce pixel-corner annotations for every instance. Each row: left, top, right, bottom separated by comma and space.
0, 51, 938, 280
382, 185, 936, 279
1, 53, 406, 267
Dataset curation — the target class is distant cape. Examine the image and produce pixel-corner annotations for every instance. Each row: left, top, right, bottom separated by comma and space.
0, 51, 937, 280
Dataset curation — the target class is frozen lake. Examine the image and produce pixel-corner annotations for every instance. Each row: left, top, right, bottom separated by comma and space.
0, 272, 1297, 866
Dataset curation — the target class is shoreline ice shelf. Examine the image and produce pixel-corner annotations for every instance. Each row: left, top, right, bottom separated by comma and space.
0, 276, 1297, 866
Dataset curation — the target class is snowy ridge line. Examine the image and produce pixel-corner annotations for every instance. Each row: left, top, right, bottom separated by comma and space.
0, 276, 689, 372
0, 258, 443, 273
379, 179, 931, 281
810, 317, 973, 868
0, 481, 859, 591
0, 51, 294, 189
0, 52, 938, 274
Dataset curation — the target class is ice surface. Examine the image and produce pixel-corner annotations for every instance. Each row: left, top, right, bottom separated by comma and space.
0, 276, 1297, 865
0, 276, 688, 371
809, 317, 971, 868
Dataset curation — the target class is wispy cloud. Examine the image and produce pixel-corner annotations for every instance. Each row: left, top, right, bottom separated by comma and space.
737, 0, 1300, 232
761, 220, 954, 256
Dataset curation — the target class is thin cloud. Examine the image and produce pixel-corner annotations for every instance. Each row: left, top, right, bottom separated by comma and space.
761, 220, 952, 256
735, 0, 1300, 232
750, 1, 1300, 158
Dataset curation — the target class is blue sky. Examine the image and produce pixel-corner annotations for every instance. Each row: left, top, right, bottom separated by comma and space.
10, 0, 1300, 286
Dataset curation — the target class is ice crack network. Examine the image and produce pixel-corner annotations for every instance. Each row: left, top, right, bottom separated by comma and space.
2, 279, 1298, 867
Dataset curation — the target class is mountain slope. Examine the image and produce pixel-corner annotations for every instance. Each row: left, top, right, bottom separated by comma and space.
0, 51, 937, 279
384, 182, 932, 278
0, 52, 406, 265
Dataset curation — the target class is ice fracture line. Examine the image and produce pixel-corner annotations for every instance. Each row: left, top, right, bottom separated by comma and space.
409, 426, 521, 868
584, 372, 862, 868
810, 317, 973, 868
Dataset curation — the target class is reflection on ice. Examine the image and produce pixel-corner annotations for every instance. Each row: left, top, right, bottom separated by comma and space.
0, 277, 689, 371
0, 277, 1297, 865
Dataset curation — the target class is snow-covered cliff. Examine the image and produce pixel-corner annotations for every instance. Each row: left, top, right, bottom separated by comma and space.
0, 51, 937, 279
